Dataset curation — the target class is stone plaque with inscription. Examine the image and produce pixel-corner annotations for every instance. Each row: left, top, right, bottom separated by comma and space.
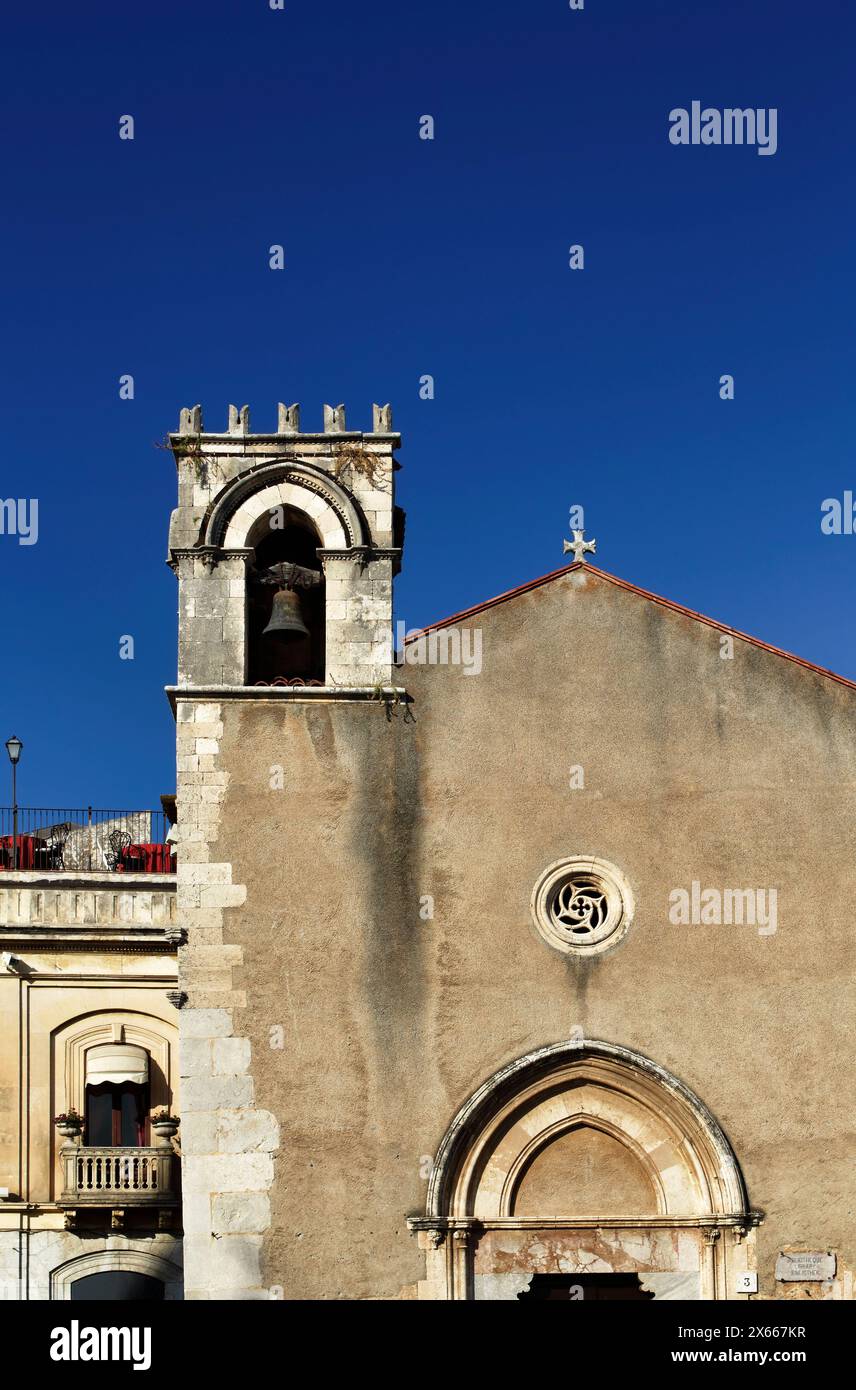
775, 1252, 836, 1282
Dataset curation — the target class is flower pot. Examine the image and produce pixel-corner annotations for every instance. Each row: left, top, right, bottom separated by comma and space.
151, 1117, 180, 1146
55, 1122, 82, 1140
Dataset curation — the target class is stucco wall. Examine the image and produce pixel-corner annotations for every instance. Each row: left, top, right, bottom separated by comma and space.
182, 566, 856, 1298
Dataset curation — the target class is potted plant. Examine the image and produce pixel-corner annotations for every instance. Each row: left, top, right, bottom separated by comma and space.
150, 1106, 180, 1145
54, 1108, 83, 1140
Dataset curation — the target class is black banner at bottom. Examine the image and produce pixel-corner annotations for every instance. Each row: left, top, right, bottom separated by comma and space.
8, 1294, 851, 1376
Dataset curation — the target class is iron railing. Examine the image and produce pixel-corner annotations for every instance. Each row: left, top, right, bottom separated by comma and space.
0, 808, 175, 873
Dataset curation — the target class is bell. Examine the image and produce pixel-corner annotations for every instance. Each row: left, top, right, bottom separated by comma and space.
262, 587, 310, 640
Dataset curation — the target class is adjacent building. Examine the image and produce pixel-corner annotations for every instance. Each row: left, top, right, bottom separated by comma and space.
0, 811, 182, 1299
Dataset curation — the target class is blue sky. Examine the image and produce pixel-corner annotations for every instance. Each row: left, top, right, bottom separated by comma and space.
1, 0, 854, 809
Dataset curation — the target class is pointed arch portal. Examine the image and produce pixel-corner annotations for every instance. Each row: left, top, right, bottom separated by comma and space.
410, 1040, 759, 1300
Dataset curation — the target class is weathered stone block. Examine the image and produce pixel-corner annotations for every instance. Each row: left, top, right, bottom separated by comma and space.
182, 1153, 273, 1193
178, 863, 231, 887
178, 1038, 213, 1078
212, 1194, 271, 1234
181, 1075, 255, 1112
217, 1109, 280, 1154
212, 1037, 252, 1075
191, 1235, 264, 1291
176, 1111, 219, 1155
199, 884, 247, 909
180, 1008, 233, 1040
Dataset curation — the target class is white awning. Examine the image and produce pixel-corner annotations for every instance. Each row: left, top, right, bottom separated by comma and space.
85, 1044, 149, 1086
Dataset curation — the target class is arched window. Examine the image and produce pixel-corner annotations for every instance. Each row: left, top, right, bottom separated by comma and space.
70, 1272, 164, 1301
84, 1044, 149, 1147
246, 508, 325, 683
51, 1250, 183, 1301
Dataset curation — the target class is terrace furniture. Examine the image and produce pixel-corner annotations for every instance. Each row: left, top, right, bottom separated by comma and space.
106, 830, 133, 871
34, 825, 70, 870
117, 842, 175, 874
0, 834, 37, 870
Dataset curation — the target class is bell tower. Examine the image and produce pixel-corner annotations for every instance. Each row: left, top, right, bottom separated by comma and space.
167, 401, 402, 688
165, 401, 405, 1301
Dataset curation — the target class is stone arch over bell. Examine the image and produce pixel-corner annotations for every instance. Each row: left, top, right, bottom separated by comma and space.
199, 458, 370, 553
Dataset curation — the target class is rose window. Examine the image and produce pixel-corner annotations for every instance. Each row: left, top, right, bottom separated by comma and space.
531, 857, 634, 957
551, 877, 610, 940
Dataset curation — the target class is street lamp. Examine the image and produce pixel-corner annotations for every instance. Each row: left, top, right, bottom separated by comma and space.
5, 737, 22, 871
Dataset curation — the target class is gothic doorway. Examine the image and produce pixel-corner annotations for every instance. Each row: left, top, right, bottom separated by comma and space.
411, 1040, 757, 1301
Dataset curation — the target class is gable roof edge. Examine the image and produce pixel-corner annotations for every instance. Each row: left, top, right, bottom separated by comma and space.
403, 561, 856, 695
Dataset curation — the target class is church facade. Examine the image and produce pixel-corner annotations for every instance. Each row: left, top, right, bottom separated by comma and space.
0, 402, 853, 1301
166, 403, 855, 1301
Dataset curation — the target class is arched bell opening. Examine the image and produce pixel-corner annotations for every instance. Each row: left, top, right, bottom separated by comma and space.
246, 507, 325, 683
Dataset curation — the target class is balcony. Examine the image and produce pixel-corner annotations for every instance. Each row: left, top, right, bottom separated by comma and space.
58, 1145, 179, 1230
0, 807, 175, 874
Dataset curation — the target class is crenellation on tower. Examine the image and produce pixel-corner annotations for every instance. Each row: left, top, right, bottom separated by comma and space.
277, 402, 300, 434
227, 404, 251, 435
171, 401, 396, 439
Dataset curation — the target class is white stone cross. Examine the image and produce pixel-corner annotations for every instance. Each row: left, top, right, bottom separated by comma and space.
563, 528, 596, 563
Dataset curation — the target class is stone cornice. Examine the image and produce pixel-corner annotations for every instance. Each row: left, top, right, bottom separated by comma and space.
167, 546, 253, 574
170, 547, 253, 559
10, 969, 177, 980
168, 432, 400, 447
407, 1215, 756, 1234
0, 871, 176, 889
0, 929, 178, 953
317, 547, 401, 564
166, 684, 408, 712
